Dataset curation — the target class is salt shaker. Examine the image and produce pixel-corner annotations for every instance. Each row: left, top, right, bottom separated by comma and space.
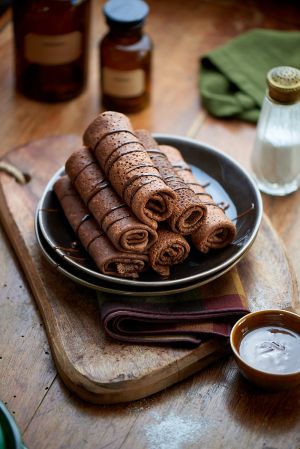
251, 66, 300, 196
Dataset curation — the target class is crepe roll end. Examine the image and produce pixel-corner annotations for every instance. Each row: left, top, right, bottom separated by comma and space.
149, 230, 190, 277
192, 220, 236, 253
131, 184, 177, 229
119, 226, 158, 252
169, 198, 207, 235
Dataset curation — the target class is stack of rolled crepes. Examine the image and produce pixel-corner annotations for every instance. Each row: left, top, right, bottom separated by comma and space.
53, 111, 236, 279
160, 144, 237, 253
63, 145, 190, 277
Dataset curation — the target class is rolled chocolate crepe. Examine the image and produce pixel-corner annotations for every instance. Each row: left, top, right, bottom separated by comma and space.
100, 268, 249, 345
65, 147, 157, 253
160, 145, 236, 253
54, 176, 148, 278
149, 229, 190, 277
136, 129, 207, 235
83, 111, 176, 229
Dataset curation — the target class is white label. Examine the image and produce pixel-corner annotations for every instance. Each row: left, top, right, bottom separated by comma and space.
102, 67, 145, 98
25, 32, 82, 65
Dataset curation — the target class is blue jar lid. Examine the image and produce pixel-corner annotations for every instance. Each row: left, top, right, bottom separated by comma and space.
103, 0, 149, 28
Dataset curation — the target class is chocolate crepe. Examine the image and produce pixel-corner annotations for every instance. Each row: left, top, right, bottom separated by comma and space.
135, 129, 207, 235
99, 268, 249, 345
83, 111, 176, 229
148, 229, 190, 277
65, 147, 157, 253
54, 176, 148, 278
160, 145, 236, 253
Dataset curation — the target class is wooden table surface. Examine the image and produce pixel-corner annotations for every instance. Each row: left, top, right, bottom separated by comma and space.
1, 1, 300, 448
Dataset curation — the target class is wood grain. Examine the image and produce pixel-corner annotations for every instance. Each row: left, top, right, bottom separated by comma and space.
0, 0, 300, 448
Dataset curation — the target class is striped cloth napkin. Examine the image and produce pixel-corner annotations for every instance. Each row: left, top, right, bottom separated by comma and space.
99, 268, 249, 345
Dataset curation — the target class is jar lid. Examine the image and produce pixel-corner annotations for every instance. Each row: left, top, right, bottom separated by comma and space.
267, 66, 300, 104
103, 0, 149, 28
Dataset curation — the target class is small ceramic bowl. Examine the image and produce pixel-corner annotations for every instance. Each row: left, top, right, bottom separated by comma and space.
230, 309, 300, 390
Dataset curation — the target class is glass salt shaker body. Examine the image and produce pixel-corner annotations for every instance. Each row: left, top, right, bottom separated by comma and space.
251, 66, 300, 196
100, 0, 152, 113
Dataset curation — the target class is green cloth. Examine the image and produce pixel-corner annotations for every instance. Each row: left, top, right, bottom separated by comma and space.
199, 29, 300, 122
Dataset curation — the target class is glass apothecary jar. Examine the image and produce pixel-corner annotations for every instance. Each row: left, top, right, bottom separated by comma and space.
12, 0, 91, 102
100, 0, 152, 113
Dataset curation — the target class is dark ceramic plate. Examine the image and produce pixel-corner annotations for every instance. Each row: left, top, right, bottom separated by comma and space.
35, 215, 244, 296
36, 134, 263, 289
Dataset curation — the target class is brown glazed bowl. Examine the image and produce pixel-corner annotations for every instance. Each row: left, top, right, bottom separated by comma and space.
230, 309, 300, 390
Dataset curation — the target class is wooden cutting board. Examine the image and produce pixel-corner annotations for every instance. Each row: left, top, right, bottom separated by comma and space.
0, 135, 298, 404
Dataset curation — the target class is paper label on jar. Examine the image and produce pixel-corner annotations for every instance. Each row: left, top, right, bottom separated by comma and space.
25, 32, 82, 65
102, 67, 145, 98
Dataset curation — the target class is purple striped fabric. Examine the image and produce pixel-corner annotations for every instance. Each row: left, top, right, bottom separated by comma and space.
99, 269, 249, 345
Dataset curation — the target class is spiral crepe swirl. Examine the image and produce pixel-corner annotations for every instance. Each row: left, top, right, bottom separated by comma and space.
83, 111, 176, 229
54, 176, 148, 279
160, 145, 236, 253
136, 129, 207, 235
65, 147, 157, 253
149, 229, 190, 277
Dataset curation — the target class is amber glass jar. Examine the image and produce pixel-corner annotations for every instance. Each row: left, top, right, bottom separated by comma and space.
100, 0, 152, 113
12, 0, 91, 102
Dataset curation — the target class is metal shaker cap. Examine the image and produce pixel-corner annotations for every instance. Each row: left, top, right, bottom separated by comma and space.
267, 66, 300, 104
